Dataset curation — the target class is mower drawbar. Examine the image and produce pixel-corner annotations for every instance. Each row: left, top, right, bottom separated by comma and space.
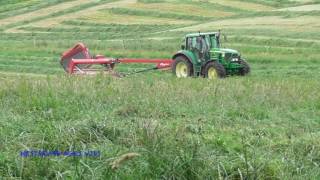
60, 43, 172, 75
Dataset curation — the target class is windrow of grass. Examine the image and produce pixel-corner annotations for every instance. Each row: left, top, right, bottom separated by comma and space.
1, 0, 116, 31
227, 37, 320, 54
238, 0, 319, 7
79, 1, 256, 27
228, 28, 320, 42
0, 0, 39, 14
62, 20, 181, 29
106, 8, 211, 21
256, 10, 320, 17
0, 0, 75, 20
18, 23, 180, 35
197, 1, 252, 13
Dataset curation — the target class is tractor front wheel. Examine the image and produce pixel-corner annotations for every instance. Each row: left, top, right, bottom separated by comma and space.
204, 61, 226, 79
238, 59, 250, 75
172, 56, 193, 78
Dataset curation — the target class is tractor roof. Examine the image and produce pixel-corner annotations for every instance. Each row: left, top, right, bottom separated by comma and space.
185, 32, 218, 38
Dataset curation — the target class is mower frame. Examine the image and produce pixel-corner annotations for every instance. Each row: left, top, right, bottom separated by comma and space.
61, 43, 172, 75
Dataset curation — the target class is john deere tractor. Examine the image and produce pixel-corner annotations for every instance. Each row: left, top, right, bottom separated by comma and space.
172, 31, 250, 79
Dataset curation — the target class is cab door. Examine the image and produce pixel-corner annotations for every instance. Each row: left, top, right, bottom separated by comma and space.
187, 37, 200, 62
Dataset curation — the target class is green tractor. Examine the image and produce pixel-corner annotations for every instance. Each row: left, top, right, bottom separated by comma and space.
172, 31, 250, 79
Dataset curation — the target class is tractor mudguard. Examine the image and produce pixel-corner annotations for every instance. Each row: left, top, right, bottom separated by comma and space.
172, 50, 198, 65
172, 50, 201, 76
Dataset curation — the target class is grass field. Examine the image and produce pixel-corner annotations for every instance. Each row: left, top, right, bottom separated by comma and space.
0, 0, 320, 179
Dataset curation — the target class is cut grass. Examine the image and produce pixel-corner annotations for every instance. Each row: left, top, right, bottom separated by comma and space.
26, 0, 137, 29
1, 0, 117, 31
127, 2, 235, 17
81, 10, 195, 25
0, 0, 90, 26
17, 23, 181, 36
276, 3, 320, 11
236, 0, 312, 7
0, 0, 75, 20
0, 0, 40, 14
172, 15, 320, 32
203, 0, 274, 11
107, 8, 212, 21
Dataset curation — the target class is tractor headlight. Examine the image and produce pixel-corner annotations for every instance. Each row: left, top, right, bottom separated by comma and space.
231, 58, 239, 62
222, 53, 225, 58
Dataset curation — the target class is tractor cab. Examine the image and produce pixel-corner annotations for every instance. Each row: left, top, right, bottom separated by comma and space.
183, 32, 223, 63
184, 32, 220, 50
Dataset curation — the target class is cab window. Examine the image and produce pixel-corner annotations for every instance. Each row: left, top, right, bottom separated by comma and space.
210, 35, 219, 48
187, 37, 198, 50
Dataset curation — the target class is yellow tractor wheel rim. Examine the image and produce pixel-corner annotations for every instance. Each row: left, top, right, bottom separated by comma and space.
208, 67, 218, 79
176, 62, 188, 78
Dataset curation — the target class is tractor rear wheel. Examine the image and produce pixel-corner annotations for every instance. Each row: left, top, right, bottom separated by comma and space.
238, 59, 250, 75
172, 56, 193, 78
204, 61, 226, 79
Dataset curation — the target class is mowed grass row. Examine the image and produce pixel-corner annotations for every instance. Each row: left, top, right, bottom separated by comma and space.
0, 0, 252, 31
0, 0, 117, 31
0, 0, 75, 19
17, 23, 180, 35
0, 0, 39, 14
0, 75, 319, 179
1, 0, 319, 31
226, 0, 320, 7
15, 14, 320, 40
1, 0, 240, 32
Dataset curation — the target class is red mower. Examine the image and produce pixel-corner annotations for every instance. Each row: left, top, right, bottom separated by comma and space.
60, 43, 173, 77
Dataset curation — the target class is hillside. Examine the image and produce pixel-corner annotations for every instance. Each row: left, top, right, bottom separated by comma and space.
0, 0, 320, 179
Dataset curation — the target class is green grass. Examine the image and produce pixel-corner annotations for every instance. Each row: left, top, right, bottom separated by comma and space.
0, 0, 320, 179
0, 76, 319, 179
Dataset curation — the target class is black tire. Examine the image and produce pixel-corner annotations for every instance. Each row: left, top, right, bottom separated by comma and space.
172, 56, 193, 78
204, 61, 226, 79
238, 59, 250, 75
